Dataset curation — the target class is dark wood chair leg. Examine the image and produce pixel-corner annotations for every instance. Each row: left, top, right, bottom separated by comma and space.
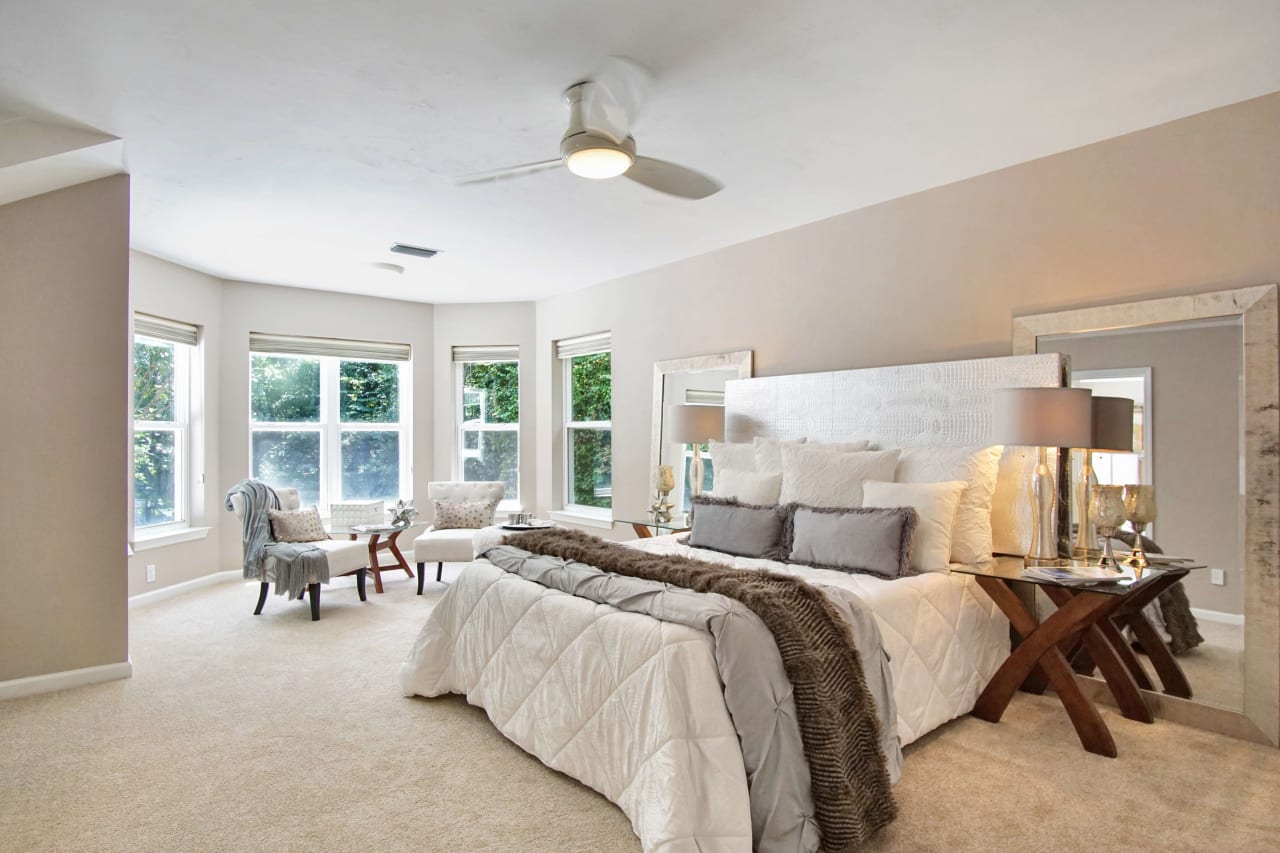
253, 582, 269, 615
436, 562, 444, 583
308, 583, 321, 621
417, 562, 426, 595
357, 569, 368, 602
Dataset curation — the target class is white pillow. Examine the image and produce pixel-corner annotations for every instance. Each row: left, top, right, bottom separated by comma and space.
709, 440, 756, 477
752, 436, 808, 475
711, 468, 783, 506
896, 446, 1003, 564
863, 480, 966, 573
809, 440, 871, 453
778, 446, 901, 509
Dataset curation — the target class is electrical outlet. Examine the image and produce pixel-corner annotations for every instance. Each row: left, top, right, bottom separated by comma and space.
146, 564, 157, 584
1210, 568, 1225, 586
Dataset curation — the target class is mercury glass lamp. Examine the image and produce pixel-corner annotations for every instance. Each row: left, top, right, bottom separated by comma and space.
666, 404, 725, 520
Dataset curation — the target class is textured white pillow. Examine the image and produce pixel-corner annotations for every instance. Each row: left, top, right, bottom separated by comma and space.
863, 480, 966, 573
778, 446, 901, 509
268, 506, 326, 543
809, 440, 871, 453
896, 446, 1003, 564
709, 440, 757, 478
752, 436, 808, 475
711, 468, 783, 506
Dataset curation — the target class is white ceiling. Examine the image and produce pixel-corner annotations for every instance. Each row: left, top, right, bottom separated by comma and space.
2, 1, 1278, 303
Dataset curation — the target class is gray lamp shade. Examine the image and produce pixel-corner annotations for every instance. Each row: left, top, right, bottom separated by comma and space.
1091, 396, 1135, 452
991, 387, 1092, 448
667, 404, 725, 444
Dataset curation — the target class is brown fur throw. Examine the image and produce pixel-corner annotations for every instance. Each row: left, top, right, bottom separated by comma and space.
505, 527, 896, 850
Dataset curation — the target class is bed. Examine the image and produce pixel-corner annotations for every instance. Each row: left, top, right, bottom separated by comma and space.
400, 353, 1068, 853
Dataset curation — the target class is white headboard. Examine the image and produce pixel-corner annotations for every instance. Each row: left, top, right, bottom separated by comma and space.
723, 353, 1069, 557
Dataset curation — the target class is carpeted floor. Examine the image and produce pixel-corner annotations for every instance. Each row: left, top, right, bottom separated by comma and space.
2, 568, 1278, 852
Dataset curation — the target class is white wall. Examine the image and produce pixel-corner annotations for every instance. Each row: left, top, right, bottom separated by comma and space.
533, 92, 1280, 531
128, 251, 223, 595
432, 302, 537, 509
217, 282, 434, 569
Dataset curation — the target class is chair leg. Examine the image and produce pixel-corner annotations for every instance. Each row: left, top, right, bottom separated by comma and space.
357, 568, 368, 602
308, 584, 321, 621
417, 562, 426, 595
436, 562, 444, 583
253, 582, 269, 616
297, 588, 306, 601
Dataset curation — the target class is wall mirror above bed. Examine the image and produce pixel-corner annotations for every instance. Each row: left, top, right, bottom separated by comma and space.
650, 350, 753, 514
1014, 284, 1279, 746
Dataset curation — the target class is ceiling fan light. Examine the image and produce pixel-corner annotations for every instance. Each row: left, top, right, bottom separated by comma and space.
565, 147, 633, 179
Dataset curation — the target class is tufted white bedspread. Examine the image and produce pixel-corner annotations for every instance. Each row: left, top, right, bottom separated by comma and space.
400, 535, 1008, 851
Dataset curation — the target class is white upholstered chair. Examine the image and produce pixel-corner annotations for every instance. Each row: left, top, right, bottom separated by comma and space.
413, 481, 505, 593
228, 486, 370, 621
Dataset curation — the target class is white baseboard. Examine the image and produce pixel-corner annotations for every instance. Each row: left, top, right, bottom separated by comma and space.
129, 569, 243, 609
1191, 606, 1245, 626
0, 660, 133, 701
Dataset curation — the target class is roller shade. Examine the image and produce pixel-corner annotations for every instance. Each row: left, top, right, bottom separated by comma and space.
135, 312, 198, 346
249, 332, 411, 362
555, 331, 611, 359
452, 345, 519, 363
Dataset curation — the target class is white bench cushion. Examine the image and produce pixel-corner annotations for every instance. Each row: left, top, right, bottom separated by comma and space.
414, 527, 481, 563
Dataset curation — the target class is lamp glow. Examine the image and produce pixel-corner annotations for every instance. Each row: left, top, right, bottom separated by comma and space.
565, 147, 633, 179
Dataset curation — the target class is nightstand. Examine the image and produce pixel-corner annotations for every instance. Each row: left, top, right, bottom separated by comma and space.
620, 518, 691, 539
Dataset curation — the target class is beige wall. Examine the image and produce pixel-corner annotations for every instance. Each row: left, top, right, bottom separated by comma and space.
432, 302, 537, 509
0, 175, 130, 681
534, 92, 1280, 531
216, 282, 434, 568
1054, 322, 1244, 614
128, 251, 224, 595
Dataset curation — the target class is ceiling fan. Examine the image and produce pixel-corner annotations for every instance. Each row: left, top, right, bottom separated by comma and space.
457, 58, 723, 200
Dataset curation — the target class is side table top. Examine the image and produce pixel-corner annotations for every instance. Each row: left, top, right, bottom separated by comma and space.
953, 555, 1202, 596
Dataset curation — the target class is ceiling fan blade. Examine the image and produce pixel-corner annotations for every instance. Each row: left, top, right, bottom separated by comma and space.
456, 159, 563, 186
580, 56, 652, 144
624, 157, 723, 200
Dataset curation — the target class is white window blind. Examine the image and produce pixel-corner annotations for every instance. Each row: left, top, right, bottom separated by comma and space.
249, 332, 411, 362
555, 332, 611, 360
452, 345, 519, 363
135, 313, 198, 346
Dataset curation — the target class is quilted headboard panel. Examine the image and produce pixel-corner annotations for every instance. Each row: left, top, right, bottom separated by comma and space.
723, 353, 1069, 557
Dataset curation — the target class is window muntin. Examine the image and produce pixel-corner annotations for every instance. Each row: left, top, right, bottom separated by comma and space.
564, 351, 612, 512
456, 360, 519, 503
133, 336, 191, 529
250, 354, 409, 509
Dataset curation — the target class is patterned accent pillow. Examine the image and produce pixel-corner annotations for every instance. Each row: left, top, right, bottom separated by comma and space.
268, 506, 327, 543
433, 499, 497, 530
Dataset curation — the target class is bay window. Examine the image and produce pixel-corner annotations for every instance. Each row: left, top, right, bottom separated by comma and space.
453, 346, 519, 506
132, 313, 197, 531
557, 332, 612, 517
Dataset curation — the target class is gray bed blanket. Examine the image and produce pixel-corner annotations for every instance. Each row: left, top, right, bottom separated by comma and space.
484, 535, 900, 853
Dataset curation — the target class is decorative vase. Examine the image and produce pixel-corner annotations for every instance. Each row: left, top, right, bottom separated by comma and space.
651, 465, 676, 523
1123, 484, 1157, 572
1089, 485, 1127, 571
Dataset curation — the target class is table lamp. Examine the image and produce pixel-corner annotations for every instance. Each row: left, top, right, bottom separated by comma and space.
1073, 395, 1135, 557
666, 404, 725, 517
992, 387, 1093, 564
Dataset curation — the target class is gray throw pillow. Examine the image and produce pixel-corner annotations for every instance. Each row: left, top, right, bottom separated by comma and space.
787, 505, 918, 578
688, 495, 789, 560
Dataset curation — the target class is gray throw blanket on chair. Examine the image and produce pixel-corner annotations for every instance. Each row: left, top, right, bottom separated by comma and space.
224, 480, 330, 600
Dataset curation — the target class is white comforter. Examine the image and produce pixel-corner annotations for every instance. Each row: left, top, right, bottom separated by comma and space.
400, 536, 1008, 852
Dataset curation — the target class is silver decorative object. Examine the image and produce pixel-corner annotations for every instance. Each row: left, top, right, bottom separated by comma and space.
1089, 485, 1127, 571
389, 498, 419, 528
1123, 484, 1157, 573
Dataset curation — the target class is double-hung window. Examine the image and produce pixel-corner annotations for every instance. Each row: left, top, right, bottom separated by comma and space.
557, 332, 612, 517
133, 314, 198, 532
249, 333, 411, 511
453, 346, 520, 507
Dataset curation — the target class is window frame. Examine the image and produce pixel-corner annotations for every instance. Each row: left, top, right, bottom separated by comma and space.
132, 333, 192, 534
562, 351, 612, 520
453, 358, 520, 510
248, 353, 412, 512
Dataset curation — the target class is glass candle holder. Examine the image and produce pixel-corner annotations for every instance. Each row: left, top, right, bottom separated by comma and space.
1089, 485, 1127, 571
1123, 484, 1157, 570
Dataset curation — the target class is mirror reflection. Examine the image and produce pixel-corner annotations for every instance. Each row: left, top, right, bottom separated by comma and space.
1042, 317, 1244, 711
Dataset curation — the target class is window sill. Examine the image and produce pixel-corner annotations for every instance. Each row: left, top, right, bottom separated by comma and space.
549, 510, 614, 530
132, 526, 212, 552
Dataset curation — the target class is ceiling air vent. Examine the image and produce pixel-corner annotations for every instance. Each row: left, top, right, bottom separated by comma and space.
390, 243, 439, 259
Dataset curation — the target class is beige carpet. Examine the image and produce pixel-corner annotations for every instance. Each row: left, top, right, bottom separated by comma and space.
2, 568, 1278, 853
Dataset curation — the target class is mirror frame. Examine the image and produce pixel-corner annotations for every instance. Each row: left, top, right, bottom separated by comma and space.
1014, 284, 1279, 746
649, 350, 754, 498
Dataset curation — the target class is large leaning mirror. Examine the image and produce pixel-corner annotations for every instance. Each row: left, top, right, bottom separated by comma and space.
650, 351, 753, 516
1014, 285, 1278, 746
